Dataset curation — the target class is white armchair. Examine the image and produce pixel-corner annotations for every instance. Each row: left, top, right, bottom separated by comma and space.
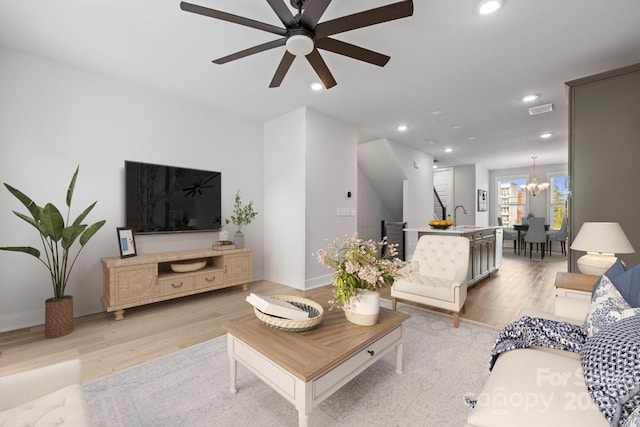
391, 234, 470, 327
0, 359, 92, 426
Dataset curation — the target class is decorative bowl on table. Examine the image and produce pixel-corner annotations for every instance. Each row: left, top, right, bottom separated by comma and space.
254, 295, 324, 333
170, 259, 207, 273
430, 224, 452, 230
429, 220, 453, 230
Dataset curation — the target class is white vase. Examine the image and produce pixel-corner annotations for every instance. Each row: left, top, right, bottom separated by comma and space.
345, 289, 380, 326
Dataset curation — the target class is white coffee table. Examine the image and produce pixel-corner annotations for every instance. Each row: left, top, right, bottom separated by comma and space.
225, 306, 409, 427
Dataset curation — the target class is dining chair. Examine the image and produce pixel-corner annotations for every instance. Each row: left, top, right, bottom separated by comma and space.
546, 217, 568, 256
523, 217, 547, 259
519, 217, 529, 254
497, 217, 518, 254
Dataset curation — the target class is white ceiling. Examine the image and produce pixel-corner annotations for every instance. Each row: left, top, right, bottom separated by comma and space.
1, 0, 639, 170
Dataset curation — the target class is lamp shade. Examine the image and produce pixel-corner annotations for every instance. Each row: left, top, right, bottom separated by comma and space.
570, 222, 635, 254
570, 222, 635, 275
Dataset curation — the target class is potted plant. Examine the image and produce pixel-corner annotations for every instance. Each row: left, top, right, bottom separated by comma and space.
225, 190, 258, 249
314, 233, 407, 326
0, 166, 106, 338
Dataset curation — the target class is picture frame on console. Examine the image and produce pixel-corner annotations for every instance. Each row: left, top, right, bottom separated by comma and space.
117, 227, 137, 258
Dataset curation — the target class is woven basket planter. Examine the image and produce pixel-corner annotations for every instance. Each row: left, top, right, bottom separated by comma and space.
45, 295, 74, 338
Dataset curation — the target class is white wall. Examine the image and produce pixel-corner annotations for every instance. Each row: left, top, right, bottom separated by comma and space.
450, 164, 491, 226
389, 141, 433, 229
0, 47, 264, 332
263, 107, 357, 290
357, 168, 395, 241
263, 108, 307, 290
305, 109, 357, 288
453, 165, 475, 226
388, 141, 433, 258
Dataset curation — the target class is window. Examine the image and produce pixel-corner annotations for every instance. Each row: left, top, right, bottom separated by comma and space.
549, 174, 569, 230
497, 177, 527, 227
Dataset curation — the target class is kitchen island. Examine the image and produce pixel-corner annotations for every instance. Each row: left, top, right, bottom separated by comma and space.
404, 226, 502, 287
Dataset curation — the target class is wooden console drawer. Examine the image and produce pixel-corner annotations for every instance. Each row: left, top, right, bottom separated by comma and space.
193, 270, 224, 290
113, 265, 158, 304
158, 276, 194, 296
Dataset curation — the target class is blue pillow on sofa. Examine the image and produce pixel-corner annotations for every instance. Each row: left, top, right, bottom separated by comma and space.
592, 259, 627, 299
610, 263, 640, 308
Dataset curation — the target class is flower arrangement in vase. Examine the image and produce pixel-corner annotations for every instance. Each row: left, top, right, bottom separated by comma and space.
314, 233, 407, 325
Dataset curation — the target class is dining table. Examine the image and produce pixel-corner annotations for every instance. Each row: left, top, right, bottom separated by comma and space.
513, 223, 550, 255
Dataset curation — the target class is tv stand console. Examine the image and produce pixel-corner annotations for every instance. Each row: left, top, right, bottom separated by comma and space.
101, 248, 252, 320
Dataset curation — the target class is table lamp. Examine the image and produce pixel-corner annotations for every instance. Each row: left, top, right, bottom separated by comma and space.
570, 222, 635, 275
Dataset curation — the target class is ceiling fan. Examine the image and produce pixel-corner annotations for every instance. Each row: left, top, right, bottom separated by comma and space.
180, 0, 414, 89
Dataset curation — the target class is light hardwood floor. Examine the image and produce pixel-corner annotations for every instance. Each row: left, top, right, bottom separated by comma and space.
0, 248, 567, 382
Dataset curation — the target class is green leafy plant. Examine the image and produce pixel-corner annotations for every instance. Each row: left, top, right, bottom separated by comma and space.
225, 191, 258, 231
0, 166, 106, 299
314, 233, 408, 309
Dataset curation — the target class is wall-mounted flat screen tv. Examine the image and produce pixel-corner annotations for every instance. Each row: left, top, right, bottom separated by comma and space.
125, 160, 222, 234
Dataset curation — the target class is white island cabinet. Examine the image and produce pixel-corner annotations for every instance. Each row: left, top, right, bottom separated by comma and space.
404, 226, 501, 287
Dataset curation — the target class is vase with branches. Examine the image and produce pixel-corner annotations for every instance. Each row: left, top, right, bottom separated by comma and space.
225, 191, 258, 249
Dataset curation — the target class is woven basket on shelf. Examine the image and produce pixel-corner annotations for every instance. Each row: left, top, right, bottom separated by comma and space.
254, 295, 324, 332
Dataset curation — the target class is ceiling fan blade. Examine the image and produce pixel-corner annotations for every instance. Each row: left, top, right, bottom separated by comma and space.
213, 38, 286, 64
180, 2, 287, 36
315, 38, 390, 67
314, 0, 413, 38
269, 52, 296, 87
306, 49, 337, 89
266, 0, 297, 28
299, 0, 332, 30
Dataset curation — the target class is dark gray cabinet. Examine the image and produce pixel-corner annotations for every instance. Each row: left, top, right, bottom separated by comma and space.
566, 63, 640, 271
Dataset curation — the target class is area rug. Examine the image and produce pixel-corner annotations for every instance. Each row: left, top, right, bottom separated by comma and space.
84, 302, 498, 426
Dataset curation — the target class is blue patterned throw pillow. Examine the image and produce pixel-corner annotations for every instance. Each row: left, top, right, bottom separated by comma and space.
580, 314, 640, 426
610, 263, 640, 308
583, 275, 640, 338
592, 259, 627, 300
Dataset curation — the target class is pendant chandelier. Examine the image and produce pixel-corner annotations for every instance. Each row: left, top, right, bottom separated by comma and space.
521, 156, 549, 197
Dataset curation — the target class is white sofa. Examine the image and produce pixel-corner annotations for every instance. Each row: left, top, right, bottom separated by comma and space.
0, 359, 92, 426
466, 305, 608, 427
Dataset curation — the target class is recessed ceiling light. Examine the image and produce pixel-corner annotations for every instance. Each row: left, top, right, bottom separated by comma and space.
445, 148, 453, 153
521, 93, 539, 103
397, 124, 408, 132
540, 132, 553, 139
431, 111, 443, 116
310, 82, 323, 91
468, 136, 476, 141
433, 165, 438, 169
476, 0, 504, 15
452, 125, 462, 130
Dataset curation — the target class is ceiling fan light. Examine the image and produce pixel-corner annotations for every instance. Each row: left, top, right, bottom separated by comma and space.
286, 34, 314, 56
476, 0, 504, 15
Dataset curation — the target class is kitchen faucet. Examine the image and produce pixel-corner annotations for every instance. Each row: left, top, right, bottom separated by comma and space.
454, 205, 468, 226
